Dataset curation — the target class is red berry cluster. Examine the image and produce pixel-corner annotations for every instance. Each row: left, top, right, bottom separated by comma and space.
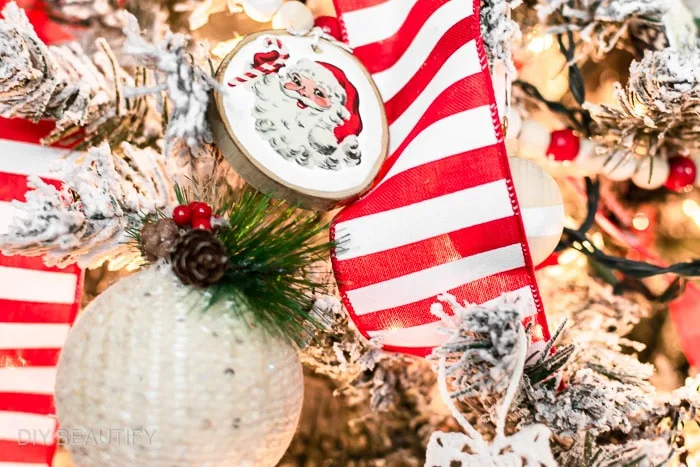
172, 201, 214, 230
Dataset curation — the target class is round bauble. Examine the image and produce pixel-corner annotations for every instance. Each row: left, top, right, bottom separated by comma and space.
56, 266, 303, 467
508, 157, 565, 265
665, 156, 696, 192
547, 128, 579, 162
573, 139, 606, 175
242, 0, 284, 22
518, 120, 551, 160
602, 150, 636, 181
631, 157, 670, 190
272, 1, 314, 33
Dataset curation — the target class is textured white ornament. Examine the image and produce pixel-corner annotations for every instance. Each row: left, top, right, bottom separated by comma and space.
517, 120, 550, 160
602, 151, 637, 181
272, 1, 314, 33
55, 266, 303, 467
509, 157, 564, 265
242, 0, 284, 22
632, 157, 670, 190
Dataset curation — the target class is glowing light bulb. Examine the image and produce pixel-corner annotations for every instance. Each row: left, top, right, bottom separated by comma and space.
682, 199, 700, 227
632, 212, 650, 231
527, 34, 554, 54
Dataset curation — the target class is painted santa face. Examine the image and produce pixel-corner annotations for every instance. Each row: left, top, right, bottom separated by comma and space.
214, 32, 388, 209
281, 71, 333, 111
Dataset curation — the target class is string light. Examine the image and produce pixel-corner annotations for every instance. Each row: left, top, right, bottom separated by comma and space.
527, 34, 554, 54
682, 199, 700, 227
632, 212, 650, 231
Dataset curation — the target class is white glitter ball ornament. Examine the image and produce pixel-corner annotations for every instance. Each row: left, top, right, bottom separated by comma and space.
55, 265, 304, 467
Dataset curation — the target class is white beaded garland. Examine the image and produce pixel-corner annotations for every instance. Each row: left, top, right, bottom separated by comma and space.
602, 151, 637, 181
272, 1, 314, 33
632, 157, 670, 190
517, 120, 551, 160
572, 139, 606, 175
55, 266, 303, 467
242, 0, 284, 22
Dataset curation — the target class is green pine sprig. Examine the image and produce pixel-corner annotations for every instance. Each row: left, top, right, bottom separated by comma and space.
205, 188, 334, 345
128, 183, 335, 344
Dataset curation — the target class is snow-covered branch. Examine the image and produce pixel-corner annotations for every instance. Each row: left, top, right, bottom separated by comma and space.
122, 12, 222, 149
0, 142, 176, 269
0, 2, 136, 146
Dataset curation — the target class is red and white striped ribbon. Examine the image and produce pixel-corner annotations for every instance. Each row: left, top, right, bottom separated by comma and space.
0, 119, 83, 467
0, 3, 82, 465
330, 0, 551, 357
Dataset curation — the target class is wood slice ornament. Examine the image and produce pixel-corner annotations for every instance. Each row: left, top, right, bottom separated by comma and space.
211, 31, 389, 210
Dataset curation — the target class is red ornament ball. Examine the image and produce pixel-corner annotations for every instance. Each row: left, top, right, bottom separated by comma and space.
192, 217, 212, 230
314, 16, 342, 40
665, 156, 697, 192
172, 205, 193, 226
547, 129, 580, 162
189, 201, 213, 219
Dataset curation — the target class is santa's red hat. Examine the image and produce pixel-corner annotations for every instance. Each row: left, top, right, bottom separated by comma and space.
316, 61, 363, 144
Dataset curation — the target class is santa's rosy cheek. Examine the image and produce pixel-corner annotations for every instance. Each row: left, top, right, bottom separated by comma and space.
313, 96, 331, 109
283, 81, 302, 91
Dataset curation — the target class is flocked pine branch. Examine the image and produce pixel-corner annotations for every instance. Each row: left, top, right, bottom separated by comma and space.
0, 2, 153, 148
121, 12, 222, 149
44, 0, 125, 28
0, 142, 176, 269
586, 48, 700, 160
291, 250, 699, 464
481, 0, 522, 72
429, 293, 527, 401
537, 0, 668, 57
301, 293, 407, 411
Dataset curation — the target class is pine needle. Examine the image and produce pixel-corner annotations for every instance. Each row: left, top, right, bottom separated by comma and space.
207, 188, 334, 345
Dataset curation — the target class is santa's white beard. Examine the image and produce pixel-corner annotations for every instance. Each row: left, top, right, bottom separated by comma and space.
251, 74, 361, 171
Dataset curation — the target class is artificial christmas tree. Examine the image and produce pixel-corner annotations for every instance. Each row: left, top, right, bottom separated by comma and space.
0, 0, 699, 465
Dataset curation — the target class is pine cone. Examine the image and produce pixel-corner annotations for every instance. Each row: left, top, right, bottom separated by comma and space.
171, 229, 229, 287
141, 218, 180, 261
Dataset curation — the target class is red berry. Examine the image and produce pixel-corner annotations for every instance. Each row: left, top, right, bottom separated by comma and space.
314, 16, 342, 40
665, 156, 696, 192
192, 217, 212, 230
172, 205, 192, 226
189, 201, 213, 219
547, 129, 580, 161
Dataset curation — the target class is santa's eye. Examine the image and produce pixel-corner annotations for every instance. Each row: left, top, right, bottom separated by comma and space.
314, 88, 326, 98
291, 74, 301, 86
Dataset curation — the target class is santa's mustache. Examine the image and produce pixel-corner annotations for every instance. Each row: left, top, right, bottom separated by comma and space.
279, 80, 325, 112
